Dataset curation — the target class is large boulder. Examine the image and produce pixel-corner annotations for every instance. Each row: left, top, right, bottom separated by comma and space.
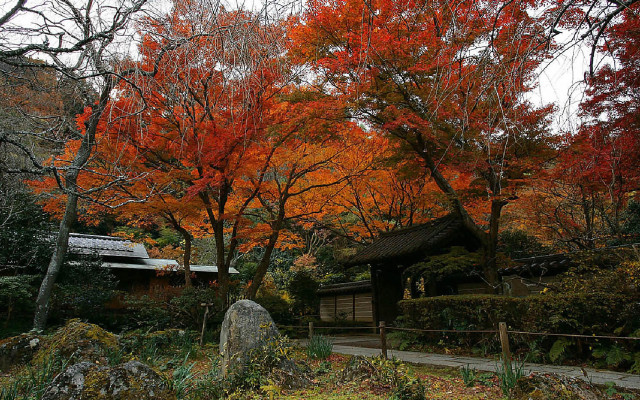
0, 332, 41, 371
41, 360, 175, 400
219, 299, 279, 377
34, 319, 119, 365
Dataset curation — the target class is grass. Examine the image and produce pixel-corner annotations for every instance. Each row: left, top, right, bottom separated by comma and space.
306, 335, 333, 360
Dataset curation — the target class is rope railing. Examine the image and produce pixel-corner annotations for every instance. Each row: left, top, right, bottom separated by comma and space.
280, 321, 640, 361
278, 323, 640, 340
508, 330, 640, 341
277, 325, 374, 330
386, 327, 498, 334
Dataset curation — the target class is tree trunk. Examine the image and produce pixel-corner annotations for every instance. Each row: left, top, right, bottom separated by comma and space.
183, 232, 193, 288
245, 211, 285, 300
33, 191, 78, 330
32, 76, 115, 331
167, 214, 194, 288
198, 189, 231, 307
245, 229, 280, 300
419, 147, 501, 289
484, 199, 505, 293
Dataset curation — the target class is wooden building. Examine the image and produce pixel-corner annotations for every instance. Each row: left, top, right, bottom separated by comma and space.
344, 215, 481, 325
317, 281, 373, 323
68, 233, 238, 296
329, 216, 637, 325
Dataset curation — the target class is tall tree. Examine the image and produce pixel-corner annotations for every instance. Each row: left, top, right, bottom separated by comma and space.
291, 0, 555, 288
518, 2, 640, 249
0, 0, 155, 330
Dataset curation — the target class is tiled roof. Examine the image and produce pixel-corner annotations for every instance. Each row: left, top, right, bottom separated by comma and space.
501, 253, 572, 276
346, 215, 463, 266
103, 259, 239, 274
501, 243, 640, 276
68, 233, 149, 259
317, 280, 372, 295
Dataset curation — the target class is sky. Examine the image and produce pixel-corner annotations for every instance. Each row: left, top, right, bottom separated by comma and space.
530, 37, 592, 135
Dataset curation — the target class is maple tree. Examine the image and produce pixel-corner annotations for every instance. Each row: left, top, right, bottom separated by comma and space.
516, 2, 640, 249
291, 0, 556, 288
124, 4, 294, 303
315, 133, 449, 243
54, 2, 376, 302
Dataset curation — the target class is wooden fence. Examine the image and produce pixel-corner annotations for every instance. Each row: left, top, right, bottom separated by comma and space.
279, 321, 640, 371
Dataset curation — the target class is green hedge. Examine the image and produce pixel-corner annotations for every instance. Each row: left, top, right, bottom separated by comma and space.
399, 293, 638, 335
397, 294, 640, 371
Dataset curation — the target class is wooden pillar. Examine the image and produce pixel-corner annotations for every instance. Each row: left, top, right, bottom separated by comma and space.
200, 302, 214, 346
352, 293, 356, 321
379, 321, 387, 359
499, 322, 512, 372
370, 267, 379, 326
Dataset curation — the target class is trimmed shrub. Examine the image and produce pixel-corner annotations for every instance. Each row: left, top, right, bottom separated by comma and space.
397, 293, 640, 370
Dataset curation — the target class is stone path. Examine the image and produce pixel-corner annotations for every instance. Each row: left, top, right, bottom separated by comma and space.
309, 335, 640, 390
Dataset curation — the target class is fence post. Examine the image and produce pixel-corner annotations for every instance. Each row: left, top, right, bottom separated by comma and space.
379, 321, 387, 359
309, 321, 314, 340
200, 302, 214, 346
498, 322, 512, 372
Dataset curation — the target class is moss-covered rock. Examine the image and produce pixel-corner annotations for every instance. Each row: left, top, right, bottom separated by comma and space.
41, 360, 175, 400
34, 319, 119, 365
0, 332, 41, 371
511, 374, 607, 400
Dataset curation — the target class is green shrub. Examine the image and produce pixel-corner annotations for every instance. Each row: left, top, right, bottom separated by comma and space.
51, 255, 119, 325
306, 335, 333, 359
122, 287, 222, 332
230, 334, 294, 391
288, 270, 319, 315
0, 275, 38, 326
255, 294, 293, 325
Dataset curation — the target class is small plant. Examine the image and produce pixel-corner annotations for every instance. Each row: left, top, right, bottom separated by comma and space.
0, 351, 70, 400
460, 364, 477, 387
191, 356, 225, 399
549, 338, 573, 363
315, 360, 332, 374
306, 335, 333, 360
476, 372, 496, 387
387, 329, 419, 351
604, 381, 619, 397
390, 376, 426, 400
495, 358, 526, 398
105, 345, 126, 366
230, 333, 294, 391
0, 381, 20, 400
171, 355, 197, 400
137, 338, 161, 365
